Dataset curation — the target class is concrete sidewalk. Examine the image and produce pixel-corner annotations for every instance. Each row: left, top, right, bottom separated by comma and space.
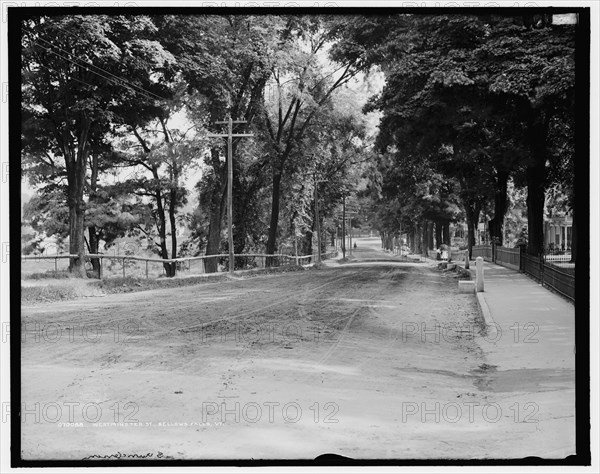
467, 260, 575, 371
464, 259, 576, 457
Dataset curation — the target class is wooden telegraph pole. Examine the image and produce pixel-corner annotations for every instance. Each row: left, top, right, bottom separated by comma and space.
345, 207, 358, 257
341, 197, 346, 259
313, 176, 329, 265
348, 215, 353, 257
314, 183, 321, 264
208, 117, 253, 274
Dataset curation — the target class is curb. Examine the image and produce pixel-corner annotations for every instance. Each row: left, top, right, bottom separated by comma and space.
455, 261, 499, 340
475, 291, 498, 339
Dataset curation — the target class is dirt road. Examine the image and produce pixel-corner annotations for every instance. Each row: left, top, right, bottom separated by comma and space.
19, 239, 573, 460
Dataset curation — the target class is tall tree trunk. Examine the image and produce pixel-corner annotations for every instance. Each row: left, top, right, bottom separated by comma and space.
526, 164, 546, 256
526, 115, 549, 256
155, 195, 172, 277
570, 208, 577, 263
466, 219, 476, 260
442, 220, 451, 245
88, 153, 101, 277
266, 167, 282, 266
204, 148, 227, 273
383, 232, 391, 251
232, 139, 251, 259
150, 165, 173, 277
464, 201, 481, 260
427, 221, 434, 250
169, 189, 178, 277
204, 186, 227, 273
341, 198, 346, 259
66, 127, 89, 278
421, 221, 429, 255
421, 220, 429, 254
167, 140, 181, 277
488, 168, 510, 246
88, 227, 100, 277
435, 221, 443, 249
68, 184, 87, 277
317, 214, 326, 255
65, 118, 91, 278
415, 224, 422, 254
299, 220, 313, 257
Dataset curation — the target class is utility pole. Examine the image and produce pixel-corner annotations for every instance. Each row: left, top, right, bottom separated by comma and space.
208, 117, 253, 274
294, 222, 299, 266
348, 216, 353, 257
313, 176, 328, 264
335, 226, 338, 251
314, 183, 322, 264
341, 197, 346, 259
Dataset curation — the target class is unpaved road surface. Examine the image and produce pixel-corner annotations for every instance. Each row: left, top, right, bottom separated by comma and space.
20, 239, 574, 460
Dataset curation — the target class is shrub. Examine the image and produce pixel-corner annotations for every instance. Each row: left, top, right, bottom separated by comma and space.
27, 270, 73, 280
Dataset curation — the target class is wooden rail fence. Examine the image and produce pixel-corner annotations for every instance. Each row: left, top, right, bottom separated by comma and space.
22, 251, 338, 279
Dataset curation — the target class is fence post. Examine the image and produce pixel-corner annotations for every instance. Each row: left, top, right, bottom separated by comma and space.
55, 257, 58, 276
540, 252, 545, 287
98, 257, 103, 280
123, 258, 126, 278
145, 260, 149, 279
476, 256, 484, 292
519, 246, 524, 272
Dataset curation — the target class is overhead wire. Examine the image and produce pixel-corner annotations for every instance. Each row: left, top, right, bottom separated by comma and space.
30, 38, 165, 103
28, 28, 252, 136
34, 33, 167, 102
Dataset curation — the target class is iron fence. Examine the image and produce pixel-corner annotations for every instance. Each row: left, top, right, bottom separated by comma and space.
541, 264, 575, 301
518, 251, 574, 302
520, 253, 543, 281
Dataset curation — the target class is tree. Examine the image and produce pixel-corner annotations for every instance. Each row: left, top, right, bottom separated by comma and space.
259, 15, 361, 263
332, 13, 576, 257
155, 15, 276, 271
483, 15, 576, 255
260, 74, 371, 261
22, 14, 175, 276
115, 112, 201, 276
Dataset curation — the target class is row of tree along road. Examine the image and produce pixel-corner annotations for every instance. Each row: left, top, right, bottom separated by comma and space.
20, 12, 581, 278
